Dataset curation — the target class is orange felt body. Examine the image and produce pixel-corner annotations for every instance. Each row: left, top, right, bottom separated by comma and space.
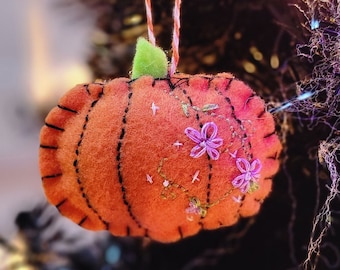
39, 73, 282, 242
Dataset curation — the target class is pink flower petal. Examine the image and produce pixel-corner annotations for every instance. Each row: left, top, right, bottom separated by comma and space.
190, 145, 207, 158
250, 159, 262, 174
206, 147, 220, 160
236, 158, 250, 173
232, 174, 246, 188
201, 122, 218, 140
206, 138, 223, 149
184, 127, 202, 144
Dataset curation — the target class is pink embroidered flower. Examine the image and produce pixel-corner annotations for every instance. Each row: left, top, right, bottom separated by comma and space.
185, 200, 202, 215
185, 197, 207, 217
184, 122, 223, 160
232, 158, 262, 193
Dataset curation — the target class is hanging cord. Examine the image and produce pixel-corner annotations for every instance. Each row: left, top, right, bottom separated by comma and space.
145, 0, 156, 46
169, 0, 182, 75
144, 0, 182, 75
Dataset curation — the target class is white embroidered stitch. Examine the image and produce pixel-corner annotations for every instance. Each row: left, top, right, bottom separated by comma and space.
163, 179, 170, 187
173, 140, 183, 148
151, 102, 159, 115
146, 174, 153, 184
192, 170, 200, 183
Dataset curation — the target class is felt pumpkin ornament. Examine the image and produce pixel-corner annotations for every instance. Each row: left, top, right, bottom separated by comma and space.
39, 0, 282, 243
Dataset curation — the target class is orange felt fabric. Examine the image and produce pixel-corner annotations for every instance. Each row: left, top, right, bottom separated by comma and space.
39, 73, 282, 242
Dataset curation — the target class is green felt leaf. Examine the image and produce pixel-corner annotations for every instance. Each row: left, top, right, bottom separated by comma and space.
131, 37, 168, 79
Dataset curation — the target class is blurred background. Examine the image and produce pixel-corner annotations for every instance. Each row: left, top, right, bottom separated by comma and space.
0, 0, 94, 238
1, 0, 339, 269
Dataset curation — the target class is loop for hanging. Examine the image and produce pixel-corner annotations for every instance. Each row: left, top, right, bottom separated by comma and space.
169, 0, 182, 75
144, 0, 156, 46
144, 0, 182, 76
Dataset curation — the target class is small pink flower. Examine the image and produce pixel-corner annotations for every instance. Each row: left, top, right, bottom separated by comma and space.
185, 201, 201, 215
185, 197, 207, 217
184, 122, 223, 160
232, 158, 262, 193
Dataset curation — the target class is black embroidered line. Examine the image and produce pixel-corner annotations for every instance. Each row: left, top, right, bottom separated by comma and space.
206, 163, 213, 205
204, 76, 214, 90
181, 77, 214, 221
199, 77, 217, 216
224, 77, 234, 92
245, 93, 256, 105
84, 84, 90, 95
266, 156, 276, 160
74, 84, 109, 229
167, 77, 176, 90
178, 226, 184, 239
266, 153, 279, 160
180, 85, 199, 123
116, 88, 143, 229
214, 81, 253, 160
169, 76, 189, 90
257, 109, 266, 118
58, 104, 78, 114
187, 96, 193, 106
264, 131, 276, 139
224, 98, 243, 127
42, 173, 62, 180
91, 100, 99, 107
40, 144, 58, 150
236, 194, 246, 216
126, 226, 131, 236
78, 216, 88, 226
56, 198, 67, 209
127, 78, 138, 84
144, 229, 149, 238
186, 77, 216, 221
45, 122, 64, 132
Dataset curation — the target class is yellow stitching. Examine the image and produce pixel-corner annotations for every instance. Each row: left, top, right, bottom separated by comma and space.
157, 158, 238, 218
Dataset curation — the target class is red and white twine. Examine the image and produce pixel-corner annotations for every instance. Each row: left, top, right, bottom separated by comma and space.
144, 0, 182, 75
144, 0, 156, 46
169, 0, 182, 75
